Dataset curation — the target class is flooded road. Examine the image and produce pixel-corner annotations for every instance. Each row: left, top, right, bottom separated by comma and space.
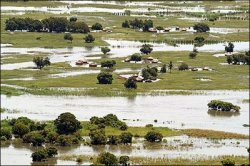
1, 90, 249, 134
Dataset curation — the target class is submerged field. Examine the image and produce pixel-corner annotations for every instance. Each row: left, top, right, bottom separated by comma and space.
1, 0, 249, 165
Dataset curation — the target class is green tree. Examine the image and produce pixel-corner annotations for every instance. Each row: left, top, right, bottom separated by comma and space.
56, 134, 75, 146
12, 123, 30, 138
168, 61, 173, 73
101, 47, 111, 55
97, 72, 113, 84
144, 131, 163, 142
0, 128, 12, 140
68, 22, 89, 33
54, 112, 81, 134
143, 19, 153, 32
140, 44, 153, 54
194, 36, 205, 43
64, 33, 73, 43
101, 60, 116, 68
221, 159, 235, 166
84, 34, 95, 43
124, 77, 137, 89
5, 20, 17, 31
193, 23, 210, 32
92, 23, 103, 30
119, 132, 133, 144
97, 152, 118, 166
31, 150, 48, 162
160, 64, 167, 73
33, 57, 51, 70
130, 53, 142, 61
189, 52, 197, 59
45, 146, 58, 157
107, 135, 119, 145
89, 129, 107, 145
69, 17, 77, 22
225, 42, 234, 53
122, 20, 130, 28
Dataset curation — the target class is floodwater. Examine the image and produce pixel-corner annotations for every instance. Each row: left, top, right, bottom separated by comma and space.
2, 40, 249, 70
1, 90, 249, 134
1, 135, 249, 165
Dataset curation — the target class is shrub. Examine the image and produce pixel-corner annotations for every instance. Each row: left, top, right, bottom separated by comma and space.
122, 20, 130, 28
178, 63, 189, 71
12, 123, 30, 138
54, 112, 81, 134
68, 22, 89, 33
189, 52, 197, 59
208, 100, 240, 112
194, 36, 205, 43
101, 47, 111, 55
45, 146, 58, 157
33, 57, 51, 70
14, 117, 34, 126
46, 131, 58, 143
84, 34, 95, 43
89, 129, 106, 145
69, 17, 77, 22
225, 42, 234, 53
31, 150, 48, 162
145, 124, 153, 127
144, 131, 163, 142
92, 23, 103, 30
142, 67, 158, 80
156, 26, 164, 30
97, 72, 113, 84
124, 77, 137, 89
160, 64, 167, 73
23, 131, 45, 146
130, 53, 142, 61
140, 44, 153, 54
119, 132, 133, 144
97, 152, 118, 166
193, 23, 210, 32
221, 159, 235, 166
101, 60, 116, 68
119, 156, 130, 166
64, 33, 73, 42
0, 128, 12, 140
56, 134, 74, 146
107, 135, 119, 145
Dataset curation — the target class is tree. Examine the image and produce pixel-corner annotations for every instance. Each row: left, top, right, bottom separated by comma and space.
156, 26, 164, 30
119, 156, 130, 166
144, 131, 163, 142
54, 112, 81, 134
122, 20, 130, 28
143, 19, 153, 32
101, 60, 116, 68
194, 36, 205, 43
64, 33, 73, 43
160, 64, 167, 73
193, 23, 210, 32
84, 34, 95, 43
42, 17, 68, 32
124, 10, 131, 16
56, 134, 74, 146
30, 132, 45, 146
46, 131, 58, 144
168, 61, 173, 73
225, 42, 234, 53
178, 63, 188, 71
97, 152, 118, 166
0, 128, 12, 140
33, 57, 51, 70
107, 135, 119, 145
119, 132, 133, 144
5, 20, 17, 31
101, 47, 111, 55
130, 53, 142, 61
31, 150, 48, 162
140, 44, 153, 54
89, 129, 107, 145
12, 123, 30, 138
92, 23, 103, 30
124, 77, 137, 89
189, 52, 197, 59
68, 22, 89, 33
97, 72, 113, 84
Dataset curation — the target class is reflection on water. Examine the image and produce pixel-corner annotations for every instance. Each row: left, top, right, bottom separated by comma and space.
207, 109, 240, 117
1, 90, 249, 134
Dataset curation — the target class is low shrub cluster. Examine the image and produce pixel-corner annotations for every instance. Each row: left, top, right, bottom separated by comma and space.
208, 100, 240, 112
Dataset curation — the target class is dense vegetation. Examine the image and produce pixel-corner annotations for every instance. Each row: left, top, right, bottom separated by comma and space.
208, 100, 240, 112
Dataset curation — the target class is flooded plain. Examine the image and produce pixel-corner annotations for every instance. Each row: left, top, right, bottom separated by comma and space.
1, 90, 249, 134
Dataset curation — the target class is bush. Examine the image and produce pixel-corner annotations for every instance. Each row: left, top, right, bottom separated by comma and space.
140, 44, 153, 54
142, 67, 158, 80
97, 152, 118, 166
160, 64, 167, 73
194, 36, 205, 43
225, 42, 234, 53
189, 52, 197, 59
221, 159, 235, 166
101, 60, 116, 68
54, 112, 81, 134
23, 131, 45, 146
124, 77, 137, 89
119, 132, 133, 144
107, 135, 119, 145
46, 131, 58, 143
156, 26, 164, 30
193, 23, 210, 32
12, 123, 30, 138
130, 53, 142, 61
178, 63, 189, 71
56, 134, 74, 146
97, 72, 113, 84
101, 47, 111, 55
69, 17, 77, 22
208, 100, 240, 112
92, 23, 103, 30
31, 150, 48, 162
89, 129, 107, 145
68, 22, 89, 33
0, 128, 12, 140
84, 34, 95, 43
45, 146, 58, 157
64, 33, 73, 42
14, 117, 34, 126
144, 131, 163, 142
33, 57, 51, 70
119, 156, 130, 166
145, 124, 153, 127
122, 20, 130, 28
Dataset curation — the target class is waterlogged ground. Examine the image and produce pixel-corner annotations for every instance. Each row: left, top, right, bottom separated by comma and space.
1, 135, 249, 165
1, 90, 249, 134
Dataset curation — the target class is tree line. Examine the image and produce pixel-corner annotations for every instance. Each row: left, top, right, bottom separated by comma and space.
122, 18, 153, 32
